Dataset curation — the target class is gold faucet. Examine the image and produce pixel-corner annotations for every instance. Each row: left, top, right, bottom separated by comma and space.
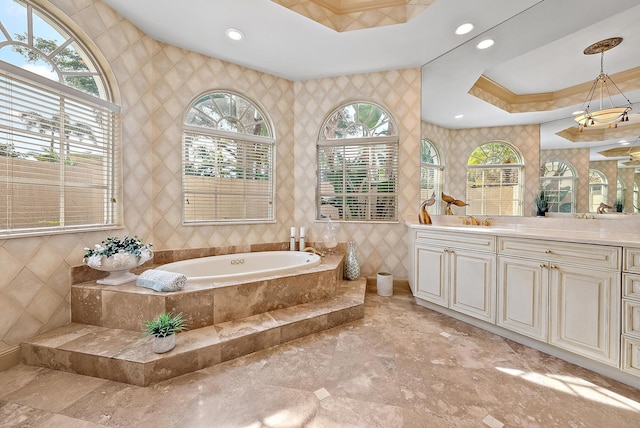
303, 247, 324, 257
468, 215, 480, 226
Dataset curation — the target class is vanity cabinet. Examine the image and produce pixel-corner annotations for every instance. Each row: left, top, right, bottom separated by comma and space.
412, 230, 496, 323
497, 256, 548, 341
621, 247, 640, 377
498, 238, 621, 367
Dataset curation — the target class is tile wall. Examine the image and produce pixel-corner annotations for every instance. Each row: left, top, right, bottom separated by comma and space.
293, 69, 422, 282
540, 147, 590, 213
422, 122, 540, 216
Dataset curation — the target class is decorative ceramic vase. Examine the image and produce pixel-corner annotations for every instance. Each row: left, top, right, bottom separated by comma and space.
87, 251, 153, 285
152, 334, 176, 354
345, 240, 360, 280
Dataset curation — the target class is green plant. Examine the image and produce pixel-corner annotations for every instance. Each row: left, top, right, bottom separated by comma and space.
614, 199, 624, 213
84, 236, 152, 260
144, 312, 187, 338
535, 190, 549, 213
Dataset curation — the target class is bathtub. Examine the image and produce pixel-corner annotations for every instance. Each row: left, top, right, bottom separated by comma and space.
159, 250, 322, 284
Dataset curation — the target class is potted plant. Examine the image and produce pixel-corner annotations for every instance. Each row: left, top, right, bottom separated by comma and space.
614, 199, 624, 213
535, 190, 549, 216
144, 312, 187, 353
83, 236, 153, 285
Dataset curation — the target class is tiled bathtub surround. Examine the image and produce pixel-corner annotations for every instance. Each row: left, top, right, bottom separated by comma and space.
71, 254, 344, 330
20, 250, 366, 385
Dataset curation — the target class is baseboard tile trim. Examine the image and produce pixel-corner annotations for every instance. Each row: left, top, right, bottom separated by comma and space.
0, 346, 21, 372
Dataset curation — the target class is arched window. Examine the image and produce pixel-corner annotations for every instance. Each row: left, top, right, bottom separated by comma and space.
317, 101, 398, 221
540, 160, 577, 213
182, 91, 275, 223
588, 169, 608, 212
466, 141, 524, 216
0, 0, 120, 235
420, 138, 443, 215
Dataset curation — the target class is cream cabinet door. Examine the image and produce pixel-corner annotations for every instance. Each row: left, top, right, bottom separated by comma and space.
449, 249, 496, 323
497, 256, 548, 341
549, 264, 620, 366
414, 245, 448, 306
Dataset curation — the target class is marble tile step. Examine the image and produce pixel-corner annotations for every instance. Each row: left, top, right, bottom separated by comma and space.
20, 279, 365, 386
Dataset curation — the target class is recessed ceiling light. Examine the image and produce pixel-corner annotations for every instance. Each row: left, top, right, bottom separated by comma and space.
454, 114, 464, 119
476, 39, 494, 50
225, 28, 244, 41
455, 23, 474, 35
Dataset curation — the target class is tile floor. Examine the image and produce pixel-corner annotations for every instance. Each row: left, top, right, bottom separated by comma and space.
2, 285, 640, 427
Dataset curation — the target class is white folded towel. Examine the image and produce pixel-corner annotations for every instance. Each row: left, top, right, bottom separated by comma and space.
136, 269, 187, 292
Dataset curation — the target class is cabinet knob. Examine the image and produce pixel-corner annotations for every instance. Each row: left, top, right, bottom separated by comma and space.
545, 249, 551, 254
550, 264, 558, 269
540, 263, 547, 268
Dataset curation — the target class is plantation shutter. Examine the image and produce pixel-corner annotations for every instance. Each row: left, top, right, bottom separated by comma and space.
0, 66, 120, 234
317, 137, 398, 221
182, 131, 274, 222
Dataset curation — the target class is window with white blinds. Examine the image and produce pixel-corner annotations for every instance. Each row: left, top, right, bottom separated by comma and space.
182, 91, 275, 223
317, 102, 398, 222
0, 64, 119, 235
0, 0, 119, 236
466, 140, 524, 216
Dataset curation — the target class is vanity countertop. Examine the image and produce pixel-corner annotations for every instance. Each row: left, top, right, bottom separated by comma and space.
406, 220, 640, 247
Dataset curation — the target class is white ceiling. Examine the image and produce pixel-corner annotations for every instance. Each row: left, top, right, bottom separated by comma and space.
102, 0, 640, 159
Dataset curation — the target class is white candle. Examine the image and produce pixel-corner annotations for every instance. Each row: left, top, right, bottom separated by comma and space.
300, 227, 305, 237
290, 226, 296, 237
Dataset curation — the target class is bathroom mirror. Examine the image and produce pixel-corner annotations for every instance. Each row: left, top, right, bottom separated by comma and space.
420, 1, 640, 216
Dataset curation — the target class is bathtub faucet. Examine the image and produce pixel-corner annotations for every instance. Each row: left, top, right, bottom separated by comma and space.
303, 247, 324, 257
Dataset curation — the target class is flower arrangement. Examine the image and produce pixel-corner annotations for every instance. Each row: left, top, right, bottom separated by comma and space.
83, 235, 153, 268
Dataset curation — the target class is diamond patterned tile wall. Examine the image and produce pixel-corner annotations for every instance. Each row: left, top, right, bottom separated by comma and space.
293, 68, 422, 279
540, 148, 590, 213
423, 122, 540, 216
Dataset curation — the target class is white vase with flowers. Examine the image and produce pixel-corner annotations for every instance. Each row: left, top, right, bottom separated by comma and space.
83, 236, 153, 285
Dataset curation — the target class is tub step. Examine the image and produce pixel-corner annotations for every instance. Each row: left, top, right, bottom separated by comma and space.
20, 279, 366, 386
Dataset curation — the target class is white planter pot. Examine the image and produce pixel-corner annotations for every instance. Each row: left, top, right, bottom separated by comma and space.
86, 251, 153, 285
152, 334, 176, 354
